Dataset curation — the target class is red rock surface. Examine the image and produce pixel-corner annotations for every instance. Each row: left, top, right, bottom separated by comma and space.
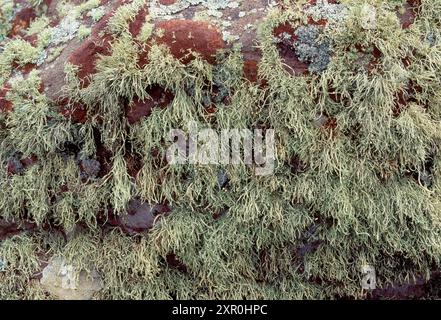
166, 253, 188, 273
0, 85, 13, 112
0, 219, 36, 241
67, 0, 129, 86
153, 20, 226, 65
398, 0, 421, 29
9, 7, 37, 37
57, 99, 88, 124
68, 36, 113, 86
129, 6, 148, 37
159, 0, 177, 5
125, 86, 174, 124
393, 81, 422, 117
243, 55, 260, 83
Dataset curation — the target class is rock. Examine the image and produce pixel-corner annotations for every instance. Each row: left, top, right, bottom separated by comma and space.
40, 257, 103, 300
5, 153, 38, 176
125, 85, 174, 124
128, 6, 149, 37
397, 0, 421, 29
361, 264, 376, 290
6, 157, 24, 175
0, 218, 36, 241
0, 85, 13, 112
57, 99, 88, 123
273, 23, 309, 76
289, 155, 309, 175
68, 35, 112, 86
58, 0, 127, 88
165, 253, 188, 273
153, 20, 226, 64
120, 199, 170, 234
159, 0, 177, 5
217, 169, 229, 189
242, 57, 260, 83
393, 81, 421, 116
79, 158, 101, 180
105, 199, 171, 235
371, 271, 441, 299
9, 7, 37, 37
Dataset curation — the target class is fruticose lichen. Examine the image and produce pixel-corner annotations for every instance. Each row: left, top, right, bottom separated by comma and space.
1, 0, 441, 301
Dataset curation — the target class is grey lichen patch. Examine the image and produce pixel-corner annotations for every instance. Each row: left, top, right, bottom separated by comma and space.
51, 17, 80, 46
0, 259, 6, 272
273, 22, 332, 75
222, 30, 239, 43
294, 25, 331, 74
148, 0, 242, 19
31, 16, 83, 67
304, 0, 348, 27
79, 158, 101, 180
359, 4, 377, 30
36, 50, 48, 66
426, 31, 439, 47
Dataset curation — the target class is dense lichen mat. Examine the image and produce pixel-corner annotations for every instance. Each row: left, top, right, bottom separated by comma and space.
1, 0, 441, 299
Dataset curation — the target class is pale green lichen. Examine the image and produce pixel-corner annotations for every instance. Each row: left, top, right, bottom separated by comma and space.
1, 0, 441, 300
106, 0, 146, 36
77, 25, 92, 40
87, 6, 106, 22
26, 16, 50, 36
0, 39, 40, 85
0, 1, 15, 41
57, 0, 101, 19
136, 17, 154, 42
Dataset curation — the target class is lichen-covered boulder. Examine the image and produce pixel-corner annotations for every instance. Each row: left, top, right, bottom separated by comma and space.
1, 0, 441, 301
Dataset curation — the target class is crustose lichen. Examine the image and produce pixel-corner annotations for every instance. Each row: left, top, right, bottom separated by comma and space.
294, 25, 331, 74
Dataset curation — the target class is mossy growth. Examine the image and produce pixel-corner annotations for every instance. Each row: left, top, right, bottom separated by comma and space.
0, 1, 14, 41
1, 0, 441, 300
0, 39, 40, 85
